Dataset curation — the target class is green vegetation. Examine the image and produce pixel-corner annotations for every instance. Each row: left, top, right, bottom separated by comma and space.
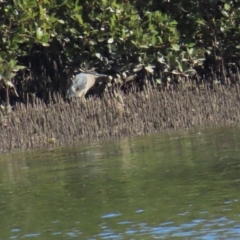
0, 0, 240, 104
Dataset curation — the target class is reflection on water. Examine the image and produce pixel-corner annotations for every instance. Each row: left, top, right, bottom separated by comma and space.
1, 126, 240, 239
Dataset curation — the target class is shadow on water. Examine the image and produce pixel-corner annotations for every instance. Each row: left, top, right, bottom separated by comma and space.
1, 126, 240, 239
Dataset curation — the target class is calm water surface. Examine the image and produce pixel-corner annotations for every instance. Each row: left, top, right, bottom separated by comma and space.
1, 126, 240, 239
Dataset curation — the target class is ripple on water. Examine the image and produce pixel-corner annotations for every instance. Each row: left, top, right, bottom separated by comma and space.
88, 214, 240, 239
52, 232, 62, 236
9, 236, 18, 239
98, 229, 123, 239
135, 209, 144, 213
101, 213, 122, 219
11, 227, 21, 233
23, 232, 41, 237
117, 221, 132, 225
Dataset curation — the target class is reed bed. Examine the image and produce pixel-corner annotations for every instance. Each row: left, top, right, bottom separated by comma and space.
1, 83, 240, 153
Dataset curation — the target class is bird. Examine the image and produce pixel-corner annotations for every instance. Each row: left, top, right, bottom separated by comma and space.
66, 72, 109, 99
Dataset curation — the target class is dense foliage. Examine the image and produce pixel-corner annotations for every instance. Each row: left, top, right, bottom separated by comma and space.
1, 0, 240, 104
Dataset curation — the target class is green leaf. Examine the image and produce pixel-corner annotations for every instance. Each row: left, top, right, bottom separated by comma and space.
196, 19, 205, 25
95, 53, 102, 60
171, 44, 180, 51
187, 48, 194, 55
4, 72, 16, 79
110, 17, 115, 28
184, 69, 196, 75
139, 45, 149, 49
42, 42, 50, 47
108, 38, 114, 44
133, 64, 144, 72
177, 61, 183, 72
221, 10, 229, 17
41, 34, 50, 43
145, 65, 155, 73
126, 74, 136, 82
224, 3, 230, 10
69, 28, 78, 34
5, 80, 15, 87
172, 70, 180, 75
187, 43, 195, 48
57, 19, 65, 24
36, 27, 43, 40
9, 59, 17, 68
157, 36, 163, 44
74, 14, 83, 25
151, 35, 156, 45
13, 65, 26, 72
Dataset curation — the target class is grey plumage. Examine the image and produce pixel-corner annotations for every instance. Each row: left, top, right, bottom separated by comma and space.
66, 72, 108, 99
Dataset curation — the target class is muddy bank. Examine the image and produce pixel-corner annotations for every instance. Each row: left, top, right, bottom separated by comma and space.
1, 84, 240, 153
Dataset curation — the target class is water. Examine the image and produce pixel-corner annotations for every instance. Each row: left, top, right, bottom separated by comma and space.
1, 126, 240, 239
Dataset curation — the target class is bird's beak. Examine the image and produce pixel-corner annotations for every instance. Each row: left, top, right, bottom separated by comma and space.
66, 85, 76, 99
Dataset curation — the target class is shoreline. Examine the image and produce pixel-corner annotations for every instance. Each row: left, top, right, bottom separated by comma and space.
1, 84, 240, 154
